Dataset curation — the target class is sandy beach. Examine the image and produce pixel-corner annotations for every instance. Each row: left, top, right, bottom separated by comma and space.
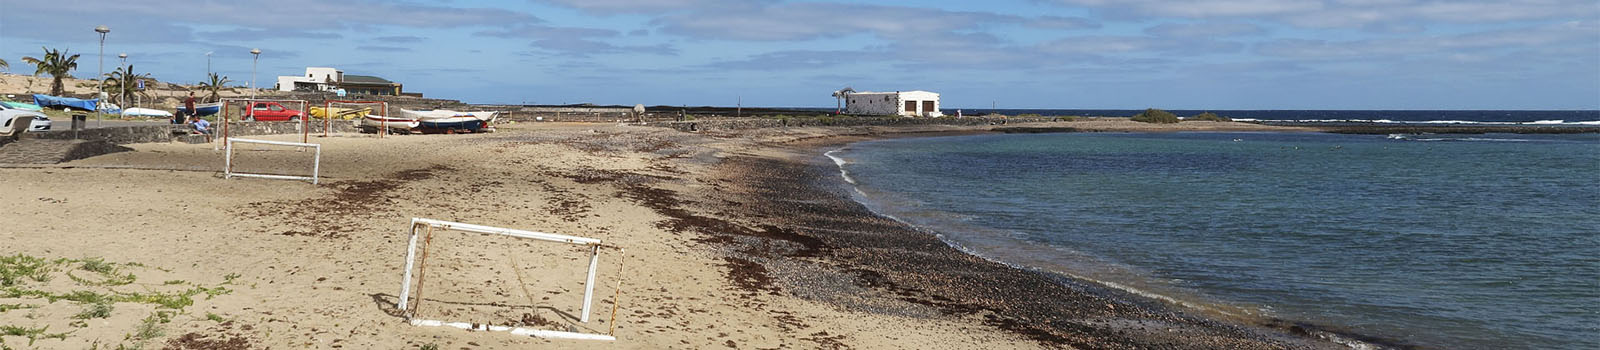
2, 120, 1359, 349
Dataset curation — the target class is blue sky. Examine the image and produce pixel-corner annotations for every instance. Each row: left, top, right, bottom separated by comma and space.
2, 0, 1596, 109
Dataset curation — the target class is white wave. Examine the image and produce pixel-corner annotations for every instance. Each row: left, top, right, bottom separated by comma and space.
1418, 120, 1480, 124
1526, 120, 1564, 124
1575, 120, 1600, 125
823, 148, 856, 185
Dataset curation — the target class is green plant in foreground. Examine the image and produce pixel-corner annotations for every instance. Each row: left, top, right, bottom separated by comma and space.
205, 312, 226, 322
79, 258, 116, 274
1131, 108, 1180, 124
0, 324, 70, 346
72, 301, 114, 319
0, 304, 40, 312
420, 343, 440, 350
0, 254, 55, 287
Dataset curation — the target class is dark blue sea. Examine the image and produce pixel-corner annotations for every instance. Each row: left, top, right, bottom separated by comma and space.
828, 131, 1599, 349
948, 109, 1600, 125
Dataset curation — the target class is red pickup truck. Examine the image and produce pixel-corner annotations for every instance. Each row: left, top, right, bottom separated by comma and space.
242, 102, 304, 122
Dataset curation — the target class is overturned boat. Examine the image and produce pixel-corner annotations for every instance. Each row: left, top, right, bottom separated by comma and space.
399, 109, 496, 132
359, 114, 420, 132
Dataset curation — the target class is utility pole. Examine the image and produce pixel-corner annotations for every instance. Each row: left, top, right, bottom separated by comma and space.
95, 25, 110, 128
249, 48, 261, 100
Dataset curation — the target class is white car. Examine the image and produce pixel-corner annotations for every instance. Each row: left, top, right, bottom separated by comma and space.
0, 104, 52, 132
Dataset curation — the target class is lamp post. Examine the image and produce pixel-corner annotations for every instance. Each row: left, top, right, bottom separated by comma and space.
249, 48, 261, 101
95, 25, 109, 128
117, 53, 127, 109
205, 51, 213, 78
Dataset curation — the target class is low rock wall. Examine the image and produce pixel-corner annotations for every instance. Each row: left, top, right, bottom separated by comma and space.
648, 116, 1062, 132
32, 121, 360, 145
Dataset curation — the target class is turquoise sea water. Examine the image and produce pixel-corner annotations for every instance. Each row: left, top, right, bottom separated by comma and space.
830, 132, 1599, 349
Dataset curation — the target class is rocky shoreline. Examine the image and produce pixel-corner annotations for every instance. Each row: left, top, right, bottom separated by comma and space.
660, 126, 1395, 349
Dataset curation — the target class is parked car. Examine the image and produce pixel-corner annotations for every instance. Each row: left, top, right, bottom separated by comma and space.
242, 102, 304, 122
0, 103, 51, 132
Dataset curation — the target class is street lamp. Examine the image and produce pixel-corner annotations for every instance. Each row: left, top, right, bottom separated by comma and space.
118, 53, 127, 109
95, 25, 109, 128
249, 48, 261, 101
205, 51, 213, 78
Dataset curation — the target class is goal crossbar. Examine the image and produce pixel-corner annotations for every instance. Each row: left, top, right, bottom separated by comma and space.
397, 218, 624, 341
223, 138, 321, 184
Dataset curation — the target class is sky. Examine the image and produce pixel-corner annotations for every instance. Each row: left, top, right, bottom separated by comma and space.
1, 0, 1596, 109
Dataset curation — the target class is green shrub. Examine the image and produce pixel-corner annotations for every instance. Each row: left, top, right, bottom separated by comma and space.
1130, 108, 1179, 124
1017, 113, 1042, 118
1187, 112, 1231, 122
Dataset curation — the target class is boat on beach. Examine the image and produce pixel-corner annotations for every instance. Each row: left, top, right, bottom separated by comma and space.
188, 102, 222, 116
359, 114, 420, 132
310, 106, 373, 120
398, 109, 496, 132
121, 107, 173, 118
1, 101, 43, 111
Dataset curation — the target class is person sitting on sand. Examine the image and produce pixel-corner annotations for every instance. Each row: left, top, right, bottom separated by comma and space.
189, 116, 212, 135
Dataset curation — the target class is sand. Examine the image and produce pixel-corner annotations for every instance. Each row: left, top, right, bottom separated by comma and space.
1, 119, 1351, 349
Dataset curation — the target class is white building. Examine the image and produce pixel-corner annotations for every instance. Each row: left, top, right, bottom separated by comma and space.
843, 90, 942, 117
275, 67, 343, 92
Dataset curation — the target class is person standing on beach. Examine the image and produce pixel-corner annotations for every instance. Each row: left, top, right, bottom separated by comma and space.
178, 91, 197, 124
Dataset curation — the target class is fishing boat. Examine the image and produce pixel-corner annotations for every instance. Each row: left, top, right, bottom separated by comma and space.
188, 102, 222, 116
399, 109, 496, 132
359, 114, 420, 132
310, 106, 372, 120
121, 107, 174, 118
0, 101, 43, 111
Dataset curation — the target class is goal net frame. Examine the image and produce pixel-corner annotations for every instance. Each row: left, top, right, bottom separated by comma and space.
223, 138, 321, 184
321, 100, 389, 138
218, 98, 312, 145
397, 218, 626, 341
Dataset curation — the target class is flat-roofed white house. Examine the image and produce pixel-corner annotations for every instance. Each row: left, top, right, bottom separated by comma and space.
843, 90, 942, 117
276, 67, 343, 92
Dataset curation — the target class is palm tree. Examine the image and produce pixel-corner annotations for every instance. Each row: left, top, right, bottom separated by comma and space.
102, 65, 152, 106
20, 47, 80, 96
0, 58, 9, 71
196, 73, 234, 103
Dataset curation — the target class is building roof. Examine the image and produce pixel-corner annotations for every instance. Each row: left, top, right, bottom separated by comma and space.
850, 90, 938, 96
341, 74, 396, 85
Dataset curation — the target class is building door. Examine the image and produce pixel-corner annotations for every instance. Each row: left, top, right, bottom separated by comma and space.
904, 101, 917, 113
922, 101, 935, 115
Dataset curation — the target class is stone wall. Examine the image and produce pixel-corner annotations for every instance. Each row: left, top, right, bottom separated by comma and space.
32, 121, 359, 145
648, 116, 1062, 132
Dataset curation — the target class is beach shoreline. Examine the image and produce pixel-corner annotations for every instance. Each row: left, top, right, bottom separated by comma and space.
684, 124, 1408, 349
0, 120, 1452, 349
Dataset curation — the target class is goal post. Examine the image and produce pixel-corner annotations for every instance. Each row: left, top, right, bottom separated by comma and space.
321, 100, 389, 138
223, 138, 321, 184
397, 218, 627, 341
218, 98, 311, 144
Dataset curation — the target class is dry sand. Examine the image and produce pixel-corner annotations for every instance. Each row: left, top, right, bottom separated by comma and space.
1, 119, 1341, 349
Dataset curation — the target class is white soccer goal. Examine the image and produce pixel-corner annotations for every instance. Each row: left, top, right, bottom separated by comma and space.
397, 218, 626, 341
321, 100, 389, 138
218, 98, 311, 144
223, 138, 321, 184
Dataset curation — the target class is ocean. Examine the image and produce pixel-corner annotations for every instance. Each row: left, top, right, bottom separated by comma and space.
827, 130, 1599, 349
947, 109, 1600, 126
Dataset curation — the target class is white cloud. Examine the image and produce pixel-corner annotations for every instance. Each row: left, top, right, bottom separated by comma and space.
1144, 22, 1267, 37
1052, 0, 1598, 28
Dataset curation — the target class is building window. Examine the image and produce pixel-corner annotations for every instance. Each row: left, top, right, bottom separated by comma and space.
904, 101, 917, 112
922, 101, 935, 113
